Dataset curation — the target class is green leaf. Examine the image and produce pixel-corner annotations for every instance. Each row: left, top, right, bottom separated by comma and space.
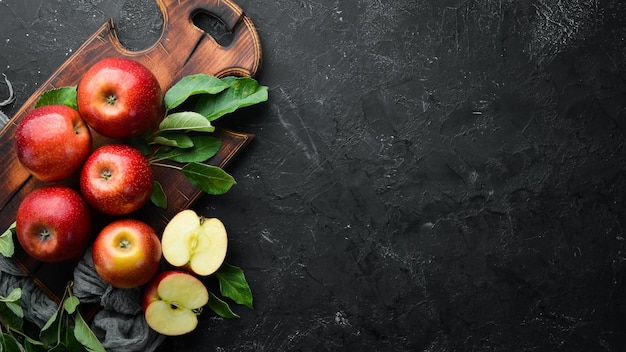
0, 333, 24, 352
165, 74, 229, 110
5, 302, 23, 319
129, 135, 152, 156
159, 112, 215, 133
47, 343, 71, 352
63, 296, 79, 315
0, 221, 16, 257
0, 288, 23, 330
181, 162, 236, 195
214, 263, 253, 309
35, 86, 78, 110
59, 324, 82, 352
39, 309, 60, 346
1, 287, 21, 303
153, 136, 221, 163
24, 338, 46, 352
0, 302, 23, 331
153, 131, 194, 148
24, 336, 45, 351
194, 77, 268, 121
150, 181, 167, 209
73, 311, 105, 352
207, 291, 239, 318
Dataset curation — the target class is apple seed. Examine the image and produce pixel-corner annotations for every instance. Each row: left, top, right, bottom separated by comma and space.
189, 236, 199, 251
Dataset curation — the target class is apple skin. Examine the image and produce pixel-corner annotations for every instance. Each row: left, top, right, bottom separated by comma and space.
76, 57, 164, 139
15, 105, 92, 182
142, 270, 209, 336
16, 186, 92, 263
80, 144, 154, 216
92, 218, 162, 289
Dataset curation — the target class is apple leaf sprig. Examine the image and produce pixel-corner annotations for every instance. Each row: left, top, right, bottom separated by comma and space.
0, 224, 104, 351
0, 283, 105, 352
36, 74, 268, 208
207, 262, 253, 318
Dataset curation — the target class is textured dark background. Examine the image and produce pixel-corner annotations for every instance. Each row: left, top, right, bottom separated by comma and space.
1, 0, 626, 351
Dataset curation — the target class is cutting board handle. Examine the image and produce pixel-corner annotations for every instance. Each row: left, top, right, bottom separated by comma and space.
110, 0, 262, 85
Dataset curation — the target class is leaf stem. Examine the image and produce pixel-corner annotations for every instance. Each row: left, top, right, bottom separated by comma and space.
150, 162, 183, 171
148, 156, 171, 163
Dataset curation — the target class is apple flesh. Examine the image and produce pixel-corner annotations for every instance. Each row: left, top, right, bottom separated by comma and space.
92, 219, 162, 288
16, 186, 92, 262
15, 104, 92, 182
80, 144, 154, 216
143, 270, 209, 336
161, 209, 228, 276
76, 57, 164, 139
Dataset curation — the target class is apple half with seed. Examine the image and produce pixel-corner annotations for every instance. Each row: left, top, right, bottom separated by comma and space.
161, 209, 228, 276
143, 270, 209, 336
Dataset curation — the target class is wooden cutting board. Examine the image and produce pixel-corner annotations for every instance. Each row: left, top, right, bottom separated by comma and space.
0, 0, 262, 303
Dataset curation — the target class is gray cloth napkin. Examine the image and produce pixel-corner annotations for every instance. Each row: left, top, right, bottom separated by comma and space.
73, 247, 165, 351
0, 255, 58, 327
0, 249, 165, 351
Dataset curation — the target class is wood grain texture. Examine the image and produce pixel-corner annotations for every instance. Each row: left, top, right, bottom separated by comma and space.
0, 0, 262, 303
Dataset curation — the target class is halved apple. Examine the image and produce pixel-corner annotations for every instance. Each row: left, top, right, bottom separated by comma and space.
161, 209, 228, 276
143, 270, 209, 336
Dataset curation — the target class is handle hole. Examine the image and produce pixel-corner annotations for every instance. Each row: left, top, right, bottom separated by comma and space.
192, 11, 233, 47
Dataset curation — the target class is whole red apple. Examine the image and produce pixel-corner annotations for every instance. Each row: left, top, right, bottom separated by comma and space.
16, 186, 92, 262
92, 218, 162, 288
15, 105, 92, 182
76, 57, 164, 139
142, 270, 209, 336
80, 144, 153, 215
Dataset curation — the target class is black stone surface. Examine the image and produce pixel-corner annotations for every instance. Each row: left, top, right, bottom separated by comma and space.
1, 0, 626, 351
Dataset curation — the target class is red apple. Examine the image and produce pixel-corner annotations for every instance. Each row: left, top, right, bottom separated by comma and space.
76, 57, 164, 139
142, 270, 209, 336
80, 144, 154, 216
16, 186, 92, 262
92, 218, 162, 288
15, 105, 92, 182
